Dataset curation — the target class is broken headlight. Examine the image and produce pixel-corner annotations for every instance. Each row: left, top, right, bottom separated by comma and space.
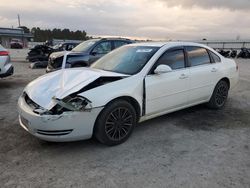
53, 96, 92, 112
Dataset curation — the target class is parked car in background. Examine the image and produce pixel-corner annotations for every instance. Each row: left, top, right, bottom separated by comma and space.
27, 45, 54, 62
0, 44, 14, 77
46, 38, 133, 72
10, 39, 23, 49
27, 42, 80, 63
18, 42, 238, 145
53, 42, 80, 51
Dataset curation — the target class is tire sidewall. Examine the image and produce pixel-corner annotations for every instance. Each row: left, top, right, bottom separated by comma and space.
209, 80, 229, 109
94, 100, 137, 146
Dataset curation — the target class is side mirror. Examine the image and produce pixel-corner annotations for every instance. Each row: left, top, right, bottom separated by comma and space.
154, 64, 172, 74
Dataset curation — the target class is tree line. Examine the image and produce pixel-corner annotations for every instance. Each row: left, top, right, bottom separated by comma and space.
19, 26, 89, 42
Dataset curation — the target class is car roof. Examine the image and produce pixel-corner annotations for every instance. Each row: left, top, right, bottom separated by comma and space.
129, 41, 208, 48
60, 42, 80, 45
92, 38, 132, 42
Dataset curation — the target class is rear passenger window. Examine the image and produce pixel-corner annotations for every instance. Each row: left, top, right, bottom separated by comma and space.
210, 51, 221, 62
114, 41, 128, 49
187, 47, 210, 66
156, 49, 185, 70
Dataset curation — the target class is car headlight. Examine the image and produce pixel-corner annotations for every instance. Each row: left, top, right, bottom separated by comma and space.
53, 96, 92, 112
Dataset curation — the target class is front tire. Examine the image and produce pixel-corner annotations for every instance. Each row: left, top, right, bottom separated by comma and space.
207, 80, 229, 109
94, 100, 137, 146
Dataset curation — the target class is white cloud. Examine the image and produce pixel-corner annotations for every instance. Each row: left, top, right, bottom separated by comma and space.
157, 0, 250, 10
0, 0, 250, 40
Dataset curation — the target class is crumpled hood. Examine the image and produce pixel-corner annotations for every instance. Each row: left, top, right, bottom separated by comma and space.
24, 68, 127, 110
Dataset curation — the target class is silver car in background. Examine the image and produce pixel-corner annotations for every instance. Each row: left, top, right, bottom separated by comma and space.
0, 44, 14, 78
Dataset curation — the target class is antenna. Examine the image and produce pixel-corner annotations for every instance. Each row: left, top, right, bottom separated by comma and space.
18, 14, 21, 27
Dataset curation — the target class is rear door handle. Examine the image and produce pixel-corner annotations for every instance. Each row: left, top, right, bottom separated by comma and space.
179, 74, 188, 79
211, 68, 217, 72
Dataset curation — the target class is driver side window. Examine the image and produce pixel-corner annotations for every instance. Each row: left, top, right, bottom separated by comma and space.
150, 49, 185, 74
157, 49, 185, 70
92, 41, 111, 54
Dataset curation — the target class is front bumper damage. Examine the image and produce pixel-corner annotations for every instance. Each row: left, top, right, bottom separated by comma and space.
18, 95, 103, 142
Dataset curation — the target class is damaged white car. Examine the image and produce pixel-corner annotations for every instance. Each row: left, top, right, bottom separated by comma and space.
18, 42, 239, 145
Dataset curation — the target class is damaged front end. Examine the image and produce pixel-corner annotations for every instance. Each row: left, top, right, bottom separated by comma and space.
24, 92, 92, 116
18, 68, 130, 141
19, 92, 103, 142
22, 67, 129, 117
51, 96, 92, 114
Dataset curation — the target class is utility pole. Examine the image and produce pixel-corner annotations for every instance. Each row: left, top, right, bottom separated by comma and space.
18, 14, 21, 27
17, 14, 24, 47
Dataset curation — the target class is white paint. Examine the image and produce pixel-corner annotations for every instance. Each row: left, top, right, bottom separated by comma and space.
18, 42, 239, 142
0, 44, 13, 77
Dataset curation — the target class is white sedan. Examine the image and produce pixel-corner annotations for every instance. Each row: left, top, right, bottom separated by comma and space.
0, 44, 14, 78
18, 42, 239, 145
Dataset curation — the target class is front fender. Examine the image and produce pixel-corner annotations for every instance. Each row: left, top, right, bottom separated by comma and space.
78, 75, 144, 109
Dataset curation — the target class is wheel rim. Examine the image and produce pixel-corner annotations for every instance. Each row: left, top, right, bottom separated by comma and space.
105, 107, 133, 141
215, 84, 228, 106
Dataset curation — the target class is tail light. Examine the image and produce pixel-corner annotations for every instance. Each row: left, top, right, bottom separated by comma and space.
0, 51, 9, 56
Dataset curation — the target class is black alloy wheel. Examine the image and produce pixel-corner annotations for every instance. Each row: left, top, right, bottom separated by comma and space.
94, 100, 137, 146
105, 107, 133, 141
215, 83, 228, 106
207, 80, 229, 109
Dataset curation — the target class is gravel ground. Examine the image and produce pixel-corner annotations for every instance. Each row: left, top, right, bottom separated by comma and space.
0, 59, 249, 188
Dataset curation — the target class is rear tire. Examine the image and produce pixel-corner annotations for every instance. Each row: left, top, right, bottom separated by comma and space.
207, 80, 229, 109
94, 100, 137, 146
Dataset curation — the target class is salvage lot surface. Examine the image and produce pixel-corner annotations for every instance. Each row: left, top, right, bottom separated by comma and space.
0, 59, 250, 188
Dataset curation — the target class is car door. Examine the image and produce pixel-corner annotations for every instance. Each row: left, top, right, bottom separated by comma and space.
145, 48, 190, 115
89, 41, 112, 64
186, 46, 221, 104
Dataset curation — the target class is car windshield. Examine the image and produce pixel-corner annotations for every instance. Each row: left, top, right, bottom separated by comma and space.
91, 45, 159, 75
72, 39, 99, 52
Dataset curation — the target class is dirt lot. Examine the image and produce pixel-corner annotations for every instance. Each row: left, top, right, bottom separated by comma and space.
0, 59, 250, 188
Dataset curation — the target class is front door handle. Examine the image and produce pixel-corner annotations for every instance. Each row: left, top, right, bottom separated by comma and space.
211, 68, 218, 72
179, 74, 188, 79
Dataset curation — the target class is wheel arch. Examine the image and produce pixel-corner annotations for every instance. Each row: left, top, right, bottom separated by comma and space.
220, 77, 230, 89
93, 96, 142, 132
207, 77, 230, 109
92, 96, 141, 138
106, 96, 141, 122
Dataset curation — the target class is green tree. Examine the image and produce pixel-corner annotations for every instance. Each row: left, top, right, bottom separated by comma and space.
31, 27, 88, 42
18, 26, 30, 33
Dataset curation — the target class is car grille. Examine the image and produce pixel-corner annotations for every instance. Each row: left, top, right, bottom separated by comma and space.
36, 129, 73, 136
